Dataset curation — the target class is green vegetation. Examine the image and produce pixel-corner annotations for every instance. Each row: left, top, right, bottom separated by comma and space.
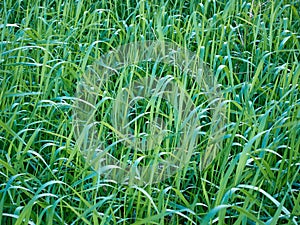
0, 0, 299, 224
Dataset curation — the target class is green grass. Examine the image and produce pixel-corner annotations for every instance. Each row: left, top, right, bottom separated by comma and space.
0, 0, 299, 224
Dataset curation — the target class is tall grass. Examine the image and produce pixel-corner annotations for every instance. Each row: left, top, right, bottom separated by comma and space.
0, 0, 299, 224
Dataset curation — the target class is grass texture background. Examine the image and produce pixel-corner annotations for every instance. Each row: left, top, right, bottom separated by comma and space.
0, 0, 299, 224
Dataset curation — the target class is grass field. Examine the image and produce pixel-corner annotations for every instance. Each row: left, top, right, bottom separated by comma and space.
0, 0, 300, 224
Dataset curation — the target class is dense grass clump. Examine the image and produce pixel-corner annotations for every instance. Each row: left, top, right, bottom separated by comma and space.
0, 0, 299, 224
